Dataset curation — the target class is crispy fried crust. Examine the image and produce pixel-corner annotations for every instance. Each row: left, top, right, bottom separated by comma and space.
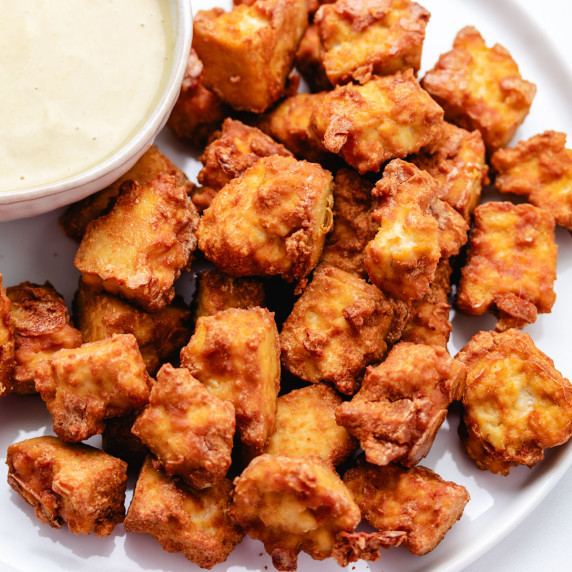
75, 174, 199, 313
181, 307, 280, 449
336, 342, 466, 466
491, 130, 572, 229
197, 155, 334, 283
0, 275, 14, 397
60, 145, 195, 242
124, 458, 243, 569
229, 454, 361, 571
310, 70, 444, 173
6, 436, 127, 537
456, 201, 557, 331
132, 364, 235, 489
315, 0, 430, 85
422, 26, 536, 152
35, 333, 152, 442
73, 278, 192, 375
294, 24, 332, 92
280, 264, 402, 395
343, 461, 470, 555
364, 160, 468, 302
7, 281, 82, 395
456, 329, 572, 475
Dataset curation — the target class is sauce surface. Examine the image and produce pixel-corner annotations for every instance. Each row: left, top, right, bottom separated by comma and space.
0, 0, 173, 192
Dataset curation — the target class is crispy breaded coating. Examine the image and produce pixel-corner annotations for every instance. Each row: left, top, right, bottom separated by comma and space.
6, 436, 127, 537
60, 145, 195, 242
258, 383, 356, 465
280, 264, 404, 395
132, 364, 235, 489
311, 70, 444, 173
320, 167, 377, 278
198, 155, 334, 283
102, 412, 148, 468
229, 454, 360, 571
456, 329, 572, 475
409, 122, 489, 221
336, 342, 466, 467
294, 24, 332, 92
344, 460, 470, 555
315, 0, 430, 85
7, 281, 82, 395
75, 174, 199, 313
422, 26, 536, 152
193, 0, 308, 113
193, 270, 265, 320
195, 118, 293, 212
332, 530, 406, 567
124, 458, 243, 569
0, 275, 14, 397
181, 307, 280, 449
73, 278, 191, 376
491, 130, 572, 229
167, 49, 230, 148
364, 160, 468, 302
35, 333, 152, 442
456, 201, 557, 331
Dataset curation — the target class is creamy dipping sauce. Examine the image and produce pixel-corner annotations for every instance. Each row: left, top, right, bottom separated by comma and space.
0, 0, 173, 192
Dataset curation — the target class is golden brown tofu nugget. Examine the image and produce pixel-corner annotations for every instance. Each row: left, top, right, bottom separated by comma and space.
281, 264, 405, 395
35, 334, 152, 442
294, 24, 332, 92
124, 458, 243, 569
315, 0, 430, 85
193, 0, 308, 113
0, 275, 14, 397
198, 155, 333, 283
73, 278, 192, 375
344, 461, 470, 555
75, 174, 199, 313
457, 330, 572, 475
456, 201, 557, 331
132, 365, 235, 489
337, 342, 466, 467
7, 281, 82, 395
230, 454, 360, 571
422, 26, 536, 152
492, 130, 572, 230
365, 160, 468, 302
193, 270, 265, 320
60, 145, 195, 242
7, 436, 127, 537
311, 70, 444, 174
181, 307, 280, 449
259, 383, 356, 465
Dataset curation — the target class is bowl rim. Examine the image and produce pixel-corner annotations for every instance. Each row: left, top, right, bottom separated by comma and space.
0, 0, 193, 206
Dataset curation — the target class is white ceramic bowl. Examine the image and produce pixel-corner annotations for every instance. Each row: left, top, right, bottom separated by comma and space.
0, 0, 193, 222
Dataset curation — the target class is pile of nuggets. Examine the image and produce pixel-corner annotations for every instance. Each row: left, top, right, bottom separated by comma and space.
2, 0, 572, 569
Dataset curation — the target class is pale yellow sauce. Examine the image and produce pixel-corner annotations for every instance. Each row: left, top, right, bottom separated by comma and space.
0, 0, 173, 191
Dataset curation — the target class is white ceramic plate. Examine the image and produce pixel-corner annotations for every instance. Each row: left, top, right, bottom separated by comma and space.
1, 0, 572, 571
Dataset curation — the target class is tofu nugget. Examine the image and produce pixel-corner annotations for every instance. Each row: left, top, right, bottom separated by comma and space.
180, 307, 280, 449
315, 0, 430, 85
336, 342, 466, 467
193, 0, 308, 113
0, 275, 14, 397
344, 460, 470, 555
229, 454, 360, 571
75, 174, 199, 313
422, 26, 536, 152
35, 334, 152, 442
364, 160, 468, 302
280, 264, 404, 395
456, 201, 557, 331
7, 281, 82, 395
456, 329, 572, 475
132, 365, 235, 489
124, 458, 243, 569
310, 70, 444, 174
6, 436, 127, 537
491, 130, 572, 230
197, 155, 333, 283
